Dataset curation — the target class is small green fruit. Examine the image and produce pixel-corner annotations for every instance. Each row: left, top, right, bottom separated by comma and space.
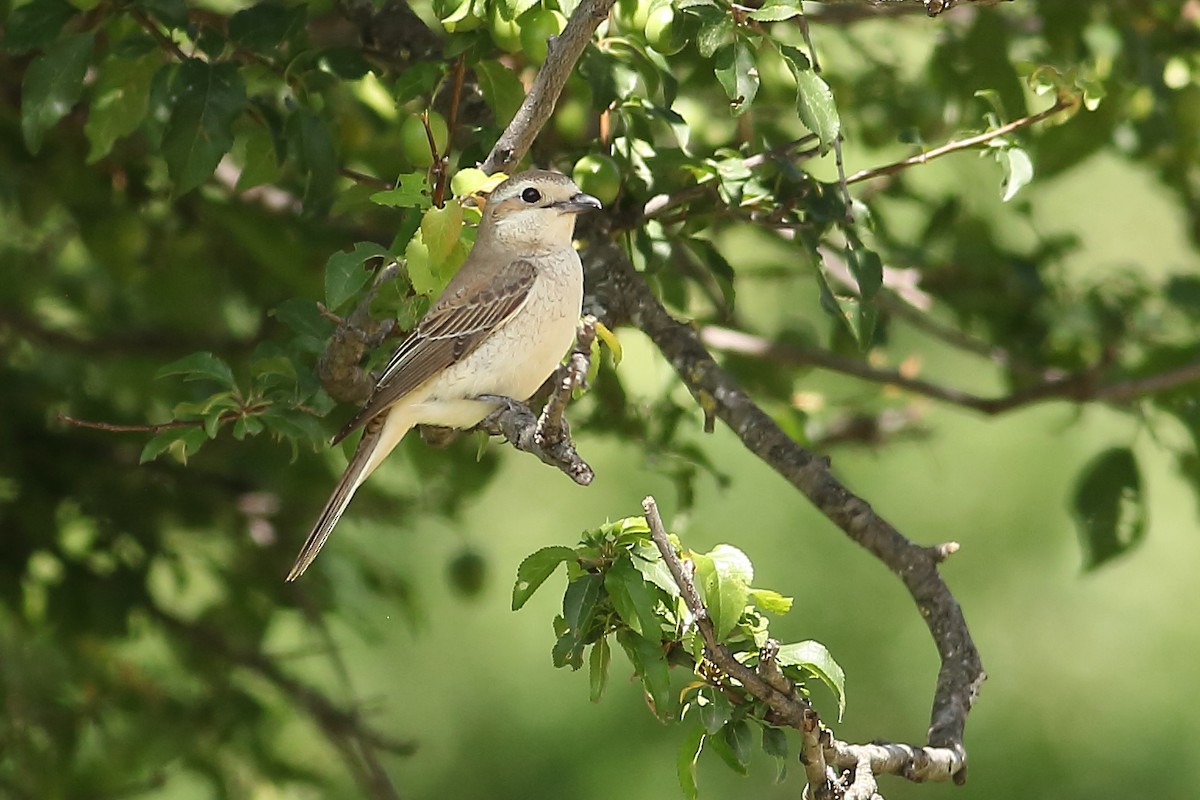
572, 154, 621, 206
520, 9, 567, 65
488, 3, 523, 53
644, 5, 689, 56
448, 550, 487, 596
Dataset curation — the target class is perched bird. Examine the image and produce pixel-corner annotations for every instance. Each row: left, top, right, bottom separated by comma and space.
287, 170, 601, 580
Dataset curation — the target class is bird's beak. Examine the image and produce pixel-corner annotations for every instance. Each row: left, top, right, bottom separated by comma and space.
555, 193, 603, 214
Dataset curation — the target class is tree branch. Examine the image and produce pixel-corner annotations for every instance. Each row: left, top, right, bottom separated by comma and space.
480, 0, 616, 174
643, 496, 969, 794
583, 231, 985, 783
845, 95, 1075, 185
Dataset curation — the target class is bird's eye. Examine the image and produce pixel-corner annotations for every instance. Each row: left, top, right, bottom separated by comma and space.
521, 187, 542, 204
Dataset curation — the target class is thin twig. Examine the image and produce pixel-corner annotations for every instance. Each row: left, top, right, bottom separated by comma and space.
845, 96, 1076, 185
130, 7, 188, 61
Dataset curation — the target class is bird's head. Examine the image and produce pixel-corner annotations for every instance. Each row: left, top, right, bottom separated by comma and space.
478, 170, 602, 252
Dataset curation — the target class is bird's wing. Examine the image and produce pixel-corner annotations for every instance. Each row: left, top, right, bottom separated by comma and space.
332, 256, 538, 443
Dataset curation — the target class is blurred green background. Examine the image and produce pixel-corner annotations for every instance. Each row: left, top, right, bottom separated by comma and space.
3, 0, 1200, 797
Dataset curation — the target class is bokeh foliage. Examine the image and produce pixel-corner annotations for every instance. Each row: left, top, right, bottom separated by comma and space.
1, 0, 1198, 796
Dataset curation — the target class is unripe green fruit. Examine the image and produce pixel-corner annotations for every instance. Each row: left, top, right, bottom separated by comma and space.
572, 154, 621, 206
400, 111, 449, 168
613, 0, 650, 32
644, 5, 689, 56
520, 9, 567, 65
488, 3, 523, 53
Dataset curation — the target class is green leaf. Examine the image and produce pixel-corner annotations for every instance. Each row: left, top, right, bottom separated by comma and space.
84, 51, 161, 163
630, 540, 679, 597
139, 426, 208, 464
394, 62, 446, 106
776, 640, 846, 720
748, 588, 793, 614
762, 725, 788, 782
847, 245, 883, 301
228, 2, 306, 53
474, 60, 525, 124
999, 145, 1034, 202
697, 687, 732, 735
616, 629, 674, 721
512, 545, 575, 610
272, 298, 335, 349
779, 45, 839, 151
588, 637, 611, 702
420, 202, 464, 268
713, 42, 759, 117
162, 59, 247, 194
691, 544, 753, 641
3, 0, 77, 53
604, 556, 662, 637
136, 0, 188, 28
723, 719, 753, 769
21, 32, 94, 154
324, 241, 391, 312
749, 0, 801, 22
370, 172, 433, 209
234, 126, 282, 190
155, 352, 236, 387
563, 572, 603, 637
1071, 447, 1146, 570
697, 15, 732, 59
286, 108, 337, 214
676, 725, 706, 800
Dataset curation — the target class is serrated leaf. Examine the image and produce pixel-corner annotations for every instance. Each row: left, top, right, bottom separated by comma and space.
404, 231, 436, 296
1071, 447, 1145, 570
749, 1, 801, 22
512, 545, 576, 610
563, 572, 603, 645
617, 629, 674, 721
4, 0, 77, 53
155, 352, 236, 387
847, 245, 883, 301
21, 32, 94, 154
370, 172, 433, 209
162, 59, 247, 193
630, 541, 679, 597
999, 146, 1034, 202
748, 588, 793, 614
697, 688, 732, 734
272, 298, 335, 343
779, 45, 839, 150
139, 426, 207, 464
474, 60, 524, 124
286, 107, 337, 214
604, 556, 662, 637
420, 202, 464, 268
228, 1, 306, 53
776, 640, 846, 720
84, 51, 161, 163
234, 126, 282, 190
588, 636, 611, 701
697, 15, 733, 59
713, 42, 759, 117
723, 719, 753, 769
677, 725, 706, 800
324, 241, 391, 312
393, 61, 445, 105
691, 544, 752, 641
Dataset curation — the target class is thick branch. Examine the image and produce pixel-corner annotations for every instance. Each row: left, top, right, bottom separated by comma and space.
480, 0, 616, 174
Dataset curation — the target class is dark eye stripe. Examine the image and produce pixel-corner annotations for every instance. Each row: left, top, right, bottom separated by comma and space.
521, 187, 542, 204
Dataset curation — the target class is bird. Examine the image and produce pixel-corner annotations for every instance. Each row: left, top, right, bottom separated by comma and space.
286, 169, 602, 581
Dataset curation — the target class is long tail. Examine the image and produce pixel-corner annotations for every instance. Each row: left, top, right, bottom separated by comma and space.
286, 409, 414, 581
